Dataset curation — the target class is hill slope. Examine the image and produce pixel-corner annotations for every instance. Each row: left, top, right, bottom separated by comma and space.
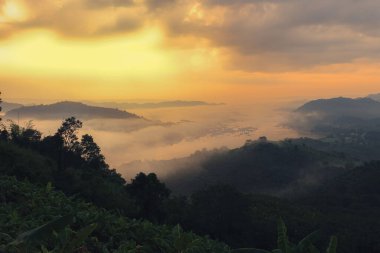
90, 100, 222, 109
0, 176, 230, 253
2, 122, 380, 252
367, 93, 380, 102
1, 102, 23, 112
6, 101, 141, 120
164, 140, 348, 195
289, 97, 380, 135
296, 97, 380, 119
305, 161, 380, 209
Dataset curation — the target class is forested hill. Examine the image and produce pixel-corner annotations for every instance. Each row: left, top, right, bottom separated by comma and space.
6, 101, 141, 120
296, 97, 380, 118
367, 93, 380, 102
1, 102, 23, 112
164, 139, 349, 195
1, 117, 380, 252
289, 97, 380, 135
90, 100, 221, 109
0, 117, 231, 252
0, 176, 231, 252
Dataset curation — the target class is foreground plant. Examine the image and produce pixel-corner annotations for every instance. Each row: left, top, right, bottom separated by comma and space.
0, 177, 230, 253
1, 214, 97, 253
232, 219, 337, 253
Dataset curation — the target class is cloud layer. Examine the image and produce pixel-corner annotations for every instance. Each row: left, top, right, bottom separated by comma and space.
2, 0, 380, 71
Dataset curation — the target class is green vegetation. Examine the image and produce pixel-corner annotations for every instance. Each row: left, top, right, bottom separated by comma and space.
167, 139, 349, 196
0, 176, 229, 253
0, 92, 2, 121
232, 219, 337, 253
1, 116, 380, 252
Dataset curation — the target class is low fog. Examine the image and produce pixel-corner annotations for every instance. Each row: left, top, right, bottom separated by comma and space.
3, 101, 301, 180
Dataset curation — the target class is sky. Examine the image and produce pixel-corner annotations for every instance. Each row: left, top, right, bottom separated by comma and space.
1, 0, 380, 103
3, 0, 380, 174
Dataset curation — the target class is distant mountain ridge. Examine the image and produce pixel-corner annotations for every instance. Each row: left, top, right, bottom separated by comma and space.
6, 101, 141, 120
119, 140, 347, 196
1, 102, 24, 112
88, 100, 223, 109
368, 93, 380, 102
296, 97, 380, 118
119, 148, 227, 180
289, 96, 380, 135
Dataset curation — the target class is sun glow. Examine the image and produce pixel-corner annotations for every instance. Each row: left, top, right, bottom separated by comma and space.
0, 0, 27, 22
0, 27, 181, 80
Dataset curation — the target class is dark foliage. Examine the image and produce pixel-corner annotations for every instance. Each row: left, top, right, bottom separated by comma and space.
167, 140, 348, 196
126, 173, 171, 223
0, 176, 230, 253
1, 117, 380, 252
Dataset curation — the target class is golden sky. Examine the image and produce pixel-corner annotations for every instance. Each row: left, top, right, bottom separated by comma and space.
1, 0, 380, 103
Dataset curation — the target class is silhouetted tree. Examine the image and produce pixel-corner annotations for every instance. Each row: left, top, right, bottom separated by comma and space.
0, 92, 7, 141
56, 117, 82, 152
188, 184, 253, 247
22, 127, 42, 143
80, 134, 102, 161
0, 91, 2, 122
126, 173, 171, 222
10, 121, 41, 143
80, 134, 107, 170
0, 120, 41, 146
0, 128, 9, 141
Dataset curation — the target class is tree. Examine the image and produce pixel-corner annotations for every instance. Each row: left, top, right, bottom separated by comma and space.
0, 120, 42, 145
56, 117, 83, 152
80, 134, 107, 170
10, 121, 41, 143
0, 91, 2, 122
126, 173, 171, 222
0, 127, 9, 141
188, 184, 253, 247
232, 219, 338, 253
22, 126, 42, 143
0, 93, 7, 141
80, 134, 102, 161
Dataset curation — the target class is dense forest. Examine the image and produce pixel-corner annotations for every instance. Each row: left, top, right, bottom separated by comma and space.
1, 97, 380, 252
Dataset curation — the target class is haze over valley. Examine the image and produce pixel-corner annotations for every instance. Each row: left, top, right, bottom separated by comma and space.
3, 0, 380, 251
4, 93, 380, 183
2, 98, 300, 175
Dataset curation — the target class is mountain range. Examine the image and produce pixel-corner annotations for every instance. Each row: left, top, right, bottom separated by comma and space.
87, 100, 222, 109
367, 93, 380, 101
296, 97, 380, 119
289, 96, 380, 135
1, 102, 24, 113
121, 139, 348, 196
5, 101, 141, 120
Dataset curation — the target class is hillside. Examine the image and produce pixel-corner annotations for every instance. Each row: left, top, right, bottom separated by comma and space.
304, 161, 380, 209
289, 97, 380, 135
0, 119, 232, 252
295, 161, 380, 253
89, 100, 222, 109
0, 176, 230, 253
1, 102, 23, 112
164, 139, 348, 195
2, 119, 380, 252
296, 97, 380, 119
5, 101, 141, 120
119, 148, 228, 180
367, 93, 380, 101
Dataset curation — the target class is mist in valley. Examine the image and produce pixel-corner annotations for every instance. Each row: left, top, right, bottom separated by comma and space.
3, 100, 301, 180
